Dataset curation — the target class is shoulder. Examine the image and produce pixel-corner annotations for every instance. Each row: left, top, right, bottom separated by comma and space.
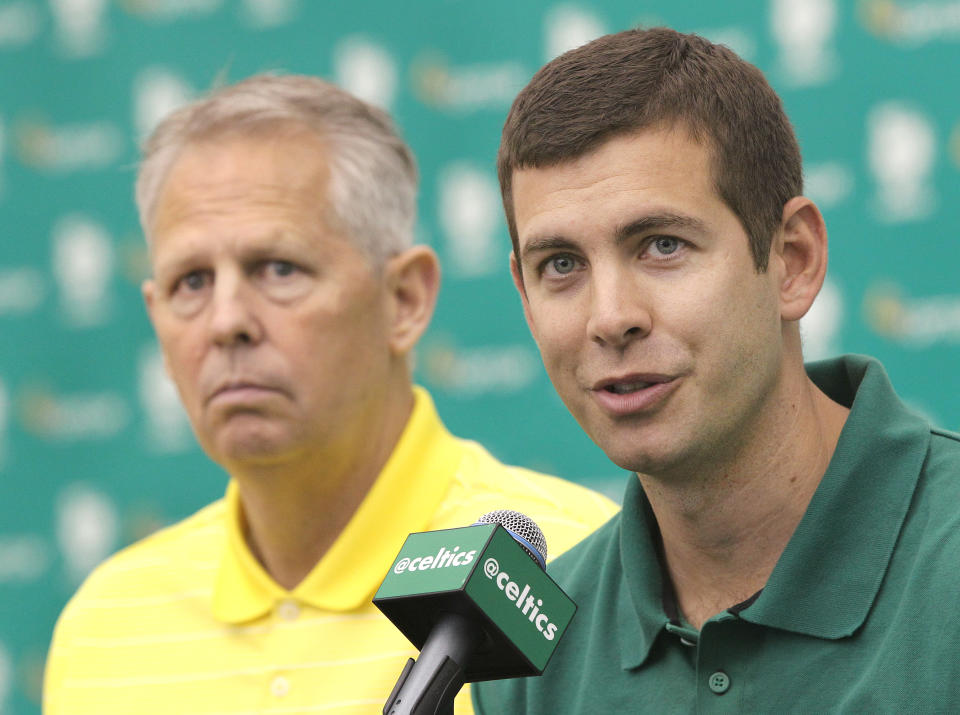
884, 426, 960, 607
546, 511, 623, 586
909, 426, 960, 538
914, 426, 960, 518
438, 438, 621, 560
927, 427, 960, 471
54, 499, 226, 628
44, 499, 227, 709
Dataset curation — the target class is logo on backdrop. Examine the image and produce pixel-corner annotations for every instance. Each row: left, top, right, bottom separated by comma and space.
695, 26, 756, 62
0, 113, 6, 198
0, 642, 11, 714
411, 52, 528, 112
334, 36, 398, 110
119, 0, 222, 22
542, 5, 606, 60
133, 67, 194, 140
52, 214, 115, 327
771, 0, 838, 86
56, 483, 119, 583
860, 0, 960, 45
20, 385, 129, 441
800, 278, 844, 360
0, 534, 48, 583
438, 162, 501, 278
951, 123, 960, 169
240, 0, 298, 28
423, 339, 539, 396
867, 102, 936, 223
0, 268, 44, 317
50, 0, 108, 56
865, 282, 960, 346
0, 2, 41, 49
803, 161, 854, 209
15, 116, 122, 172
0, 376, 8, 469
139, 345, 193, 453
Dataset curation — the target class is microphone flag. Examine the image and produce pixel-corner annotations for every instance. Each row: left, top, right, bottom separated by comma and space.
373, 521, 576, 682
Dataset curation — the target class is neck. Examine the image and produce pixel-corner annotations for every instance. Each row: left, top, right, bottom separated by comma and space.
230, 385, 415, 590
641, 358, 849, 629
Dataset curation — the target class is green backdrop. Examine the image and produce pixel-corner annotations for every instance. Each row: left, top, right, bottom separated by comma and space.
2, 0, 959, 711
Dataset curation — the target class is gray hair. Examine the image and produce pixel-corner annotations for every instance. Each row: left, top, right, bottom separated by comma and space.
135, 73, 418, 264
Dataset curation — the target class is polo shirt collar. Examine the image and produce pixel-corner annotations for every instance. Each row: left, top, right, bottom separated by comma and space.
739, 355, 929, 638
618, 474, 672, 670
617, 355, 931, 667
212, 386, 461, 624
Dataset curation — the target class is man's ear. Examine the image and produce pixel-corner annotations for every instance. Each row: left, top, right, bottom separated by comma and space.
142, 278, 157, 327
510, 252, 537, 339
141, 278, 173, 377
385, 245, 441, 357
776, 196, 828, 322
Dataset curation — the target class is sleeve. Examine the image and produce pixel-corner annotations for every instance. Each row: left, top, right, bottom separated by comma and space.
472, 677, 526, 715
454, 683, 476, 714
42, 608, 72, 715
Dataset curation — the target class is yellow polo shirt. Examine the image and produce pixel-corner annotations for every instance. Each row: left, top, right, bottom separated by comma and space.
44, 387, 618, 714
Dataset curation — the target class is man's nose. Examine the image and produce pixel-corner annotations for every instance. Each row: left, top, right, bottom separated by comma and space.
586, 266, 652, 349
208, 272, 263, 347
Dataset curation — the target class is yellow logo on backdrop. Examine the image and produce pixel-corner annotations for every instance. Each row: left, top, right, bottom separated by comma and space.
859, 0, 960, 43
865, 282, 960, 345
19, 385, 129, 440
411, 52, 529, 112
859, 0, 900, 37
423, 338, 538, 395
15, 116, 121, 172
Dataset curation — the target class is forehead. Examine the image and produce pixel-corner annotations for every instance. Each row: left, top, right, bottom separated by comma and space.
149, 130, 331, 243
510, 126, 723, 244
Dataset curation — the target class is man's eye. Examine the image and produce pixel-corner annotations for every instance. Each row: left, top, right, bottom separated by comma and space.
266, 260, 297, 278
651, 237, 680, 255
177, 271, 208, 292
547, 255, 577, 275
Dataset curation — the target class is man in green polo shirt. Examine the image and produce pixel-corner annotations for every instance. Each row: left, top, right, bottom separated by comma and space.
473, 27, 960, 712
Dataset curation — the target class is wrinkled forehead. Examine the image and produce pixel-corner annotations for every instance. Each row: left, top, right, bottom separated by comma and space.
147, 136, 337, 269
153, 130, 330, 223
140, 119, 328, 234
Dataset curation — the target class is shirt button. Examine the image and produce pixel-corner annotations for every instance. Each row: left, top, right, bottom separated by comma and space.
708, 670, 730, 694
271, 675, 290, 698
277, 599, 300, 621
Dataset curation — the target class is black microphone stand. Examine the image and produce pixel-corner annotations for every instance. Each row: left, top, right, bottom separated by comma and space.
383, 612, 483, 715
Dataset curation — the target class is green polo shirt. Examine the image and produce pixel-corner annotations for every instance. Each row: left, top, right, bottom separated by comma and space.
473, 355, 960, 713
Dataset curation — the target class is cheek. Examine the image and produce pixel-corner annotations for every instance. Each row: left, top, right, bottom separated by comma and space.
695, 276, 782, 369
293, 300, 386, 368
156, 324, 204, 392
528, 305, 581, 371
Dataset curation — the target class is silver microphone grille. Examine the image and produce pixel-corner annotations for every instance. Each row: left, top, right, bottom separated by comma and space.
475, 509, 547, 566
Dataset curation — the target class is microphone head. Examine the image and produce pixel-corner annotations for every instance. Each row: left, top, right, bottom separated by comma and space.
475, 509, 547, 568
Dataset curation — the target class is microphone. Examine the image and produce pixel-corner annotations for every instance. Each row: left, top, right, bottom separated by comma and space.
374, 510, 577, 715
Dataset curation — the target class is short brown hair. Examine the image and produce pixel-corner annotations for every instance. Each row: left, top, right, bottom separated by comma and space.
498, 27, 802, 272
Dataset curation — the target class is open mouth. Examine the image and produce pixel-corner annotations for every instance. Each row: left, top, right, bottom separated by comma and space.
592, 374, 678, 415
605, 380, 653, 395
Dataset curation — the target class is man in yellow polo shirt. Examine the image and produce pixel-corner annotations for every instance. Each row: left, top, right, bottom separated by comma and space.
42, 74, 617, 714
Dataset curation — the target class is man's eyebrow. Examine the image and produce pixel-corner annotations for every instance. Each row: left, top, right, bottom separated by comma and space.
614, 213, 707, 243
151, 251, 196, 279
519, 236, 580, 262
520, 213, 708, 262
